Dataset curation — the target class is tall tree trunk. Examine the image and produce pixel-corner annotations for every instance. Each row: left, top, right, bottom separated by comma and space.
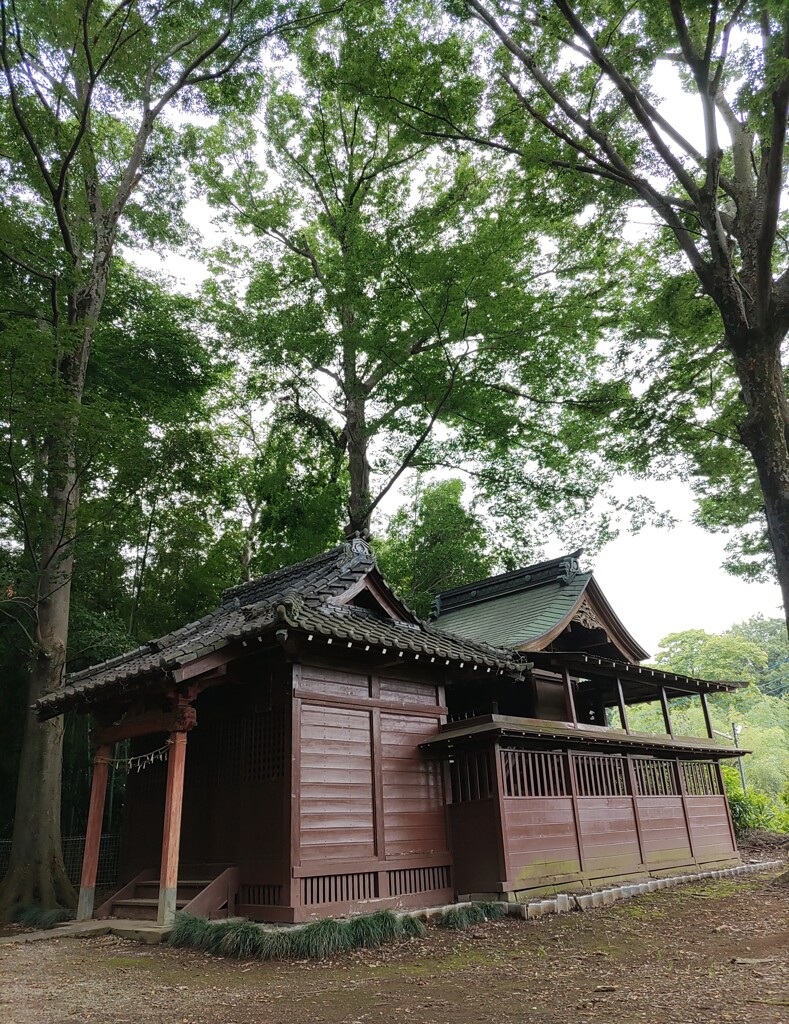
0, 286, 103, 915
0, 433, 80, 915
345, 390, 371, 535
731, 335, 789, 625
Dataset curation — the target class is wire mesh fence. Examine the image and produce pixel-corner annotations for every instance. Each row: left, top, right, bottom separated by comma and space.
0, 834, 120, 886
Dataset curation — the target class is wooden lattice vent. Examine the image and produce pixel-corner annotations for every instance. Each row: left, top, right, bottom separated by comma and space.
186, 706, 286, 788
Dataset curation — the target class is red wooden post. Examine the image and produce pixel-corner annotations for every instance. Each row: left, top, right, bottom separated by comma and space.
77, 744, 111, 921
566, 751, 587, 874
157, 732, 188, 925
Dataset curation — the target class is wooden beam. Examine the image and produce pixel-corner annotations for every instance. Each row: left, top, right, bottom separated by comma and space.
700, 692, 714, 739
91, 705, 196, 747
76, 745, 111, 921
157, 731, 188, 926
659, 686, 674, 737
561, 667, 578, 727
615, 676, 630, 734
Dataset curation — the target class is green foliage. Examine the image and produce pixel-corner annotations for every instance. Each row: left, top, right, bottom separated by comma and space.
631, 619, 789, 803
196, 3, 645, 546
722, 769, 789, 839
377, 478, 495, 617
170, 908, 426, 960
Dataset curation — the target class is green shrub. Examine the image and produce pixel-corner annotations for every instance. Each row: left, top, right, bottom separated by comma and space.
725, 785, 789, 838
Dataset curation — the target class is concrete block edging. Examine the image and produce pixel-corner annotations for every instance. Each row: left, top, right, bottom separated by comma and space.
501, 860, 782, 919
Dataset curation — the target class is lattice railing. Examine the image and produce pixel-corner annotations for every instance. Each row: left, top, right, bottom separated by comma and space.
572, 752, 628, 797
632, 757, 679, 797
681, 761, 721, 796
448, 749, 494, 802
501, 748, 567, 798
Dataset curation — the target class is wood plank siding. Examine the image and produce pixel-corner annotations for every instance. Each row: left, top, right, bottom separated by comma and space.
444, 744, 737, 898
291, 663, 452, 921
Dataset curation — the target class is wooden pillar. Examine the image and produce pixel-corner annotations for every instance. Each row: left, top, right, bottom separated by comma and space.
561, 668, 578, 726
615, 676, 630, 734
566, 752, 587, 873
625, 755, 646, 867
700, 692, 714, 739
675, 758, 698, 862
77, 744, 111, 921
659, 686, 674, 737
157, 732, 187, 926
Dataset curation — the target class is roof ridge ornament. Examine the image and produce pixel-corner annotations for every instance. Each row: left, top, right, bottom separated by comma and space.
558, 550, 583, 586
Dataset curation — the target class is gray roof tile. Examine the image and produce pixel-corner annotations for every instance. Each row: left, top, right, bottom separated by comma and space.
35, 539, 525, 720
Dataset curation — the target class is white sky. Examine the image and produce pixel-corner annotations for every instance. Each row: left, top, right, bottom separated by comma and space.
589, 480, 782, 656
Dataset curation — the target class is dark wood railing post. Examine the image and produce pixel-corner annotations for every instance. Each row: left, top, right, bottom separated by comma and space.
675, 759, 697, 863
76, 744, 111, 921
700, 692, 714, 739
624, 755, 647, 867
566, 752, 587, 874
715, 761, 738, 853
659, 687, 674, 736
157, 731, 188, 926
562, 668, 578, 726
615, 676, 630, 734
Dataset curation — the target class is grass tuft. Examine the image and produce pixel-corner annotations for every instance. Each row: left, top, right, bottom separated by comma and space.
435, 902, 505, 930
170, 906, 429, 961
398, 913, 427, 939
13, 905, 75, 930
217, 919, 268, 959
289, 917, 352, 959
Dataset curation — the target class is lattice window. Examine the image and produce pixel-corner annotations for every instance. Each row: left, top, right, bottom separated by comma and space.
388, 865, 452, 896
242, 707, 287, 782
501, 748, 567, 798
301, 872, 378, 905
632, 757, 679, 797
240, 884, 283, 906
448, 750, 494, 802
572, 753, 628, 797
186, 707, 286, 788
681, 761, 721, 796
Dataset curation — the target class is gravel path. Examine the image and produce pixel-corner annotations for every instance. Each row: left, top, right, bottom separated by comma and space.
1, 868, 787, 1024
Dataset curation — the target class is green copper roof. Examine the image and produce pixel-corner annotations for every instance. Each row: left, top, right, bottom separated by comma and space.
433, 572, 591, 649
431, 553, 592, 650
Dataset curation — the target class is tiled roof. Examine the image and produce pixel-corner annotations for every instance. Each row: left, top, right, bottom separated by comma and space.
432, 552, 591, 649
35, 540, 525, 720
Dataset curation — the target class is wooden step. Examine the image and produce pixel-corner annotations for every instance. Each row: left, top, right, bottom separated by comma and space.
135, 880, 210, 899
110, 898, 189, 921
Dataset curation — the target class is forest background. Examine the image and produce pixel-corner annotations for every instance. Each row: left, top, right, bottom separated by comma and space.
1, 0, 789, 912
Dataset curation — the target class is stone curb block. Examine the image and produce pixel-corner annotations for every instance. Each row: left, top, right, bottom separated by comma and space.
500, 860, 782, 926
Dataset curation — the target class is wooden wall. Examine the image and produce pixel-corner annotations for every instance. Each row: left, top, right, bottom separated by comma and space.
290, 662, 452, 922
445, 745, 738, 897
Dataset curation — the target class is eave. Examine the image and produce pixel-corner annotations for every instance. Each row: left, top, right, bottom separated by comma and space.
528, 651, 748, 699
419, 713, 749, 759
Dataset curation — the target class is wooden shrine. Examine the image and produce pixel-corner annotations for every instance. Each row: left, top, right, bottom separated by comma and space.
35, 543, 746, 924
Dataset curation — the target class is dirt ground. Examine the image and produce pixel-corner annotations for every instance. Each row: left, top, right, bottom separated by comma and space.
1, 866, 788, 1024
